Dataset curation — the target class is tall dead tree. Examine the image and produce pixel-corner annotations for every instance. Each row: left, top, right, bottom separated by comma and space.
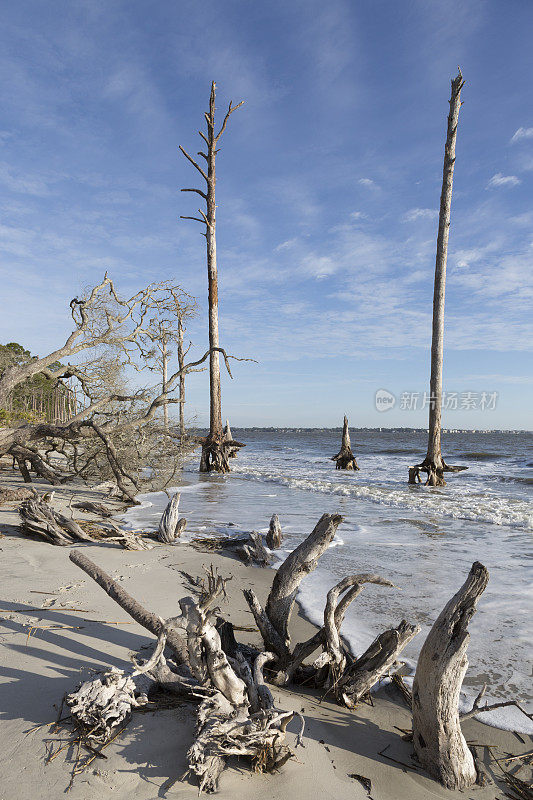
180, 82, 244, 473
331, 415, 359, 470
177, 315, 186, 440
409, 70, 467, 487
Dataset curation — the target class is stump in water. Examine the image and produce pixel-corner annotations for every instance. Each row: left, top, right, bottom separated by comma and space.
199, 429, 246, 474
223, 419, 242, 458
412, 561, 489, 790
266, 513, 282, 549
332, 416, 359, 471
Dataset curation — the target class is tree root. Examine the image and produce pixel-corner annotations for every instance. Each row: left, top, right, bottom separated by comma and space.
66, 552, 302, 792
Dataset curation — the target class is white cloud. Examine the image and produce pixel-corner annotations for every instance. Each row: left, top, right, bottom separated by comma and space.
510, 127, 533, 143
487, 173, 521, 189
358, 177, 375, 187
404, 207, 438, 222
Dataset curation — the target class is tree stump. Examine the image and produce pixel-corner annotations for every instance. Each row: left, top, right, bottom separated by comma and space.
158, 492, 185, 543
332, 416, 359, 471
412, 561, 489, 789
266, 513, 282, 549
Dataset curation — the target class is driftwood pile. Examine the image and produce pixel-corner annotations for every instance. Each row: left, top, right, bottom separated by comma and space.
66, 551, 303, 792
55, 515, 530, 793
17, 494, 151, 550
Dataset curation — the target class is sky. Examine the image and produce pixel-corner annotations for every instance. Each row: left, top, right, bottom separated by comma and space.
0, 0, 532, 430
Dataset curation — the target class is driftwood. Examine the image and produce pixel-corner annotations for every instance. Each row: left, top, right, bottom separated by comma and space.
0, 486, 35, 504
338, 620, 420, 707
67, 552, 302, 792
409, 70, 467, 486
244, 515, 418, 700
412, 561, 489, 789
193, 530, 272, 567
73, 500, 113, 517
19, 496, 97, 545
69, 550, 189, 663
67, 667, 148, 743
266, 513, 282, 549
332, 415, 359, 471
157, 492, 186, 543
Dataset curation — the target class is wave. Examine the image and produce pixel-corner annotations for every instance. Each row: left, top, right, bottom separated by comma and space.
458, 451, 507, 460
232, 466, 533, 529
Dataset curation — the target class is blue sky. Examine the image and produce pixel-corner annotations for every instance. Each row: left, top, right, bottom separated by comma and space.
0, 0, 532, 429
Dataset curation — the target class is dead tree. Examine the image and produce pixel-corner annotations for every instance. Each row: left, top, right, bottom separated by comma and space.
244, 514, 418, 696
180, 82, 244, 473
409, 70, 467, 486
0, 275, 243, 498
412, 562, 488, 790
331, 415, 359, 470
67, 552, 303, 792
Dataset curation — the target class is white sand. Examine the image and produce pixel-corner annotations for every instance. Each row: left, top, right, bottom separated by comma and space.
1, 463, 531, 799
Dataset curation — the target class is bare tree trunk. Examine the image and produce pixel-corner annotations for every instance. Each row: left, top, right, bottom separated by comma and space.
180, 82, 243, 473
409, 70, 467, 487
331, 415, 359, 471
412, 561, 489, 789
162, 335, 169, 431
178, 315, 185, 440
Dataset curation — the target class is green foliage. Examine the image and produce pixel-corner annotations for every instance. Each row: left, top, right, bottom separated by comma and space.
0, 342, 66, 421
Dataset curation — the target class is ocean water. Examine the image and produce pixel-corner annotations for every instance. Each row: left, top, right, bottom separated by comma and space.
121, 428, 533, 733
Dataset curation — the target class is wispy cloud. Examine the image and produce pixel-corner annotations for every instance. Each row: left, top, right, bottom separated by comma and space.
486, 172, 521, 189
404, 207, 438, 222
510, 127, 533, 143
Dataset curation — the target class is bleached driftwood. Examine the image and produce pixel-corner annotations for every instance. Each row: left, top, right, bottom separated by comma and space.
266, 513, 282, 549
73, 500, 113, 517
264, 513, 343, 651
69, 550, 188, 663
158, 492, 186, 543
19, 496, 97, 545
68, 551, 303, 792
67, 667, 148, 742
338, 619, 420, 707
235, 531, 272, 567
331, 415, 359, 471
243, 516, 417, 701
412, 561, 489, 790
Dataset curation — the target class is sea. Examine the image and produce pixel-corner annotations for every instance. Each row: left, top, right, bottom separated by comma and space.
121, 428, 533, 733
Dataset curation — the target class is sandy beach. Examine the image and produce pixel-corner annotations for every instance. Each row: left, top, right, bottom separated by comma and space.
0, 462, 531, 800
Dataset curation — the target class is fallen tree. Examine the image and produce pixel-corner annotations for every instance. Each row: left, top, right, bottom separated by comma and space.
67, 552, 303, 792
0, 275, 246, 499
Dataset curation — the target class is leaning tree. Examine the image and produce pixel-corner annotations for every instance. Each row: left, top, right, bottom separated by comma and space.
409, 70, 467, 486
0, 275, 241, 500
180, 81, 245, 473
